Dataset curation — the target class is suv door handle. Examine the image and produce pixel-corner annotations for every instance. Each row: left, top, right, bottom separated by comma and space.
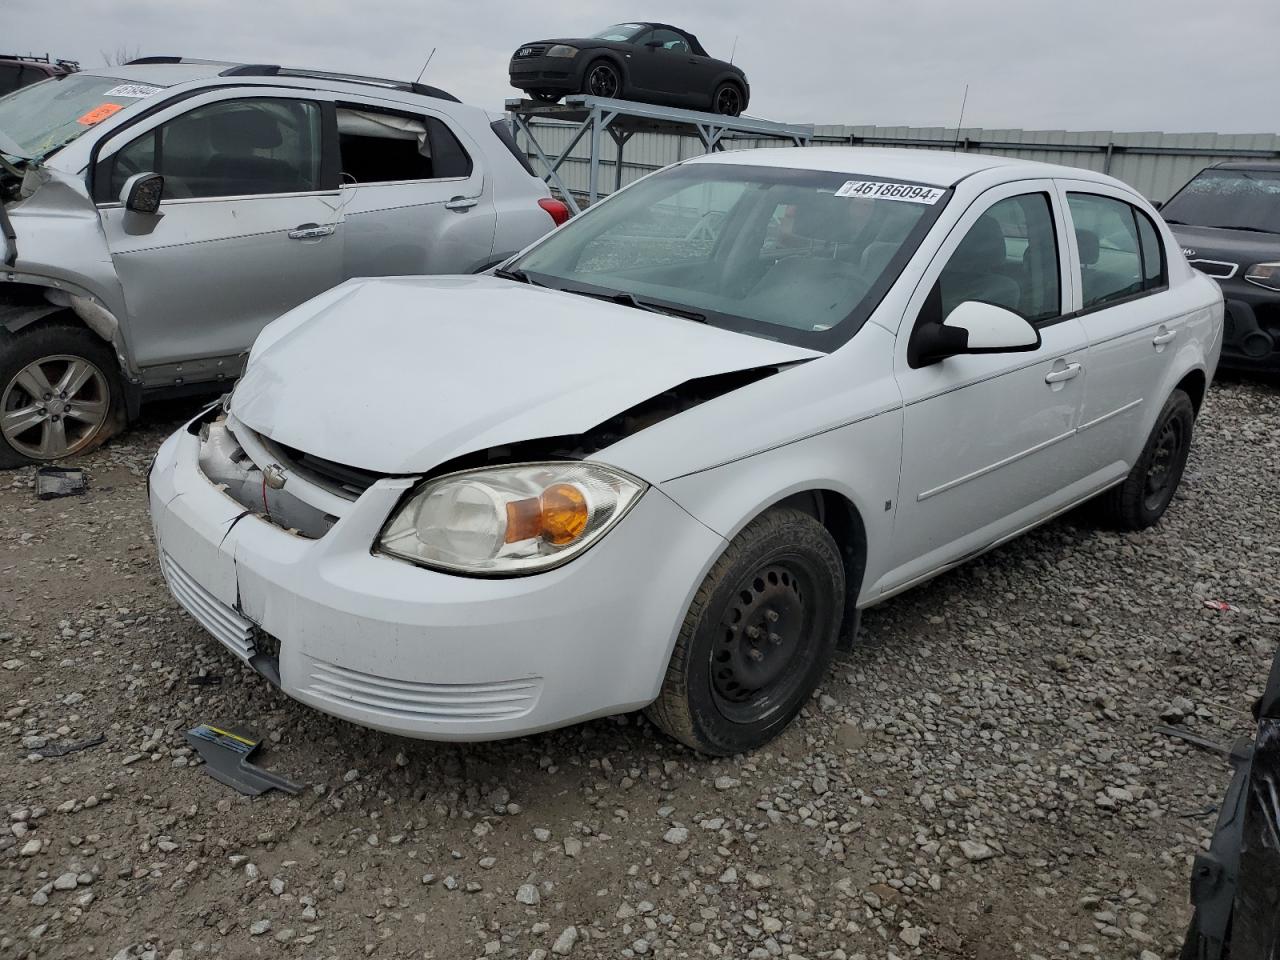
287, 223, 335, 240
445, 196, 479, 212
1044, 362, 1082, 384
1152, 328, 1177, 347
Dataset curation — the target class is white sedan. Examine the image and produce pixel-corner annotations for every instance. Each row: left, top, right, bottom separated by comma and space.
148, 148, 1222, 755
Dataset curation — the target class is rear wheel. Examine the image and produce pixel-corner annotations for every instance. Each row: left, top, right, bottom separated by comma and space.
0, 323, 125, 468
645, 508, 844, 755
713, 82, 744, 116
1094, 389, 1195, 530
583, 60, 621, 99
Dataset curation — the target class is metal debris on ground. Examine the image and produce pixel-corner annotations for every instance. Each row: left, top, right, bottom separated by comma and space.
35, 466, 87, 500
34, 733, 106, 758
185, 724, 302, 797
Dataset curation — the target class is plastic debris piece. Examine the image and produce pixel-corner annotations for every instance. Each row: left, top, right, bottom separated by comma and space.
1203, 599, 1236, 612
185, 724, 302, 797
35, 466, 87, 500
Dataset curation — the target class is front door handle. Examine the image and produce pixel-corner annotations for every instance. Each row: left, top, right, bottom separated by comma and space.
287, 223, 336, 240
1044, 362, 1082, 384
445, 196, 479, 212
1152, 328, 1177, 347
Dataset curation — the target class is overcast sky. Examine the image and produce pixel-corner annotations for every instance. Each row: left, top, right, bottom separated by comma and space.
8, 0, 1275, 133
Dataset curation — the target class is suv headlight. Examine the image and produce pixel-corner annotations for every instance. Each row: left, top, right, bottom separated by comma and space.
378, 462, 645, 575
546, 44, 579, 58
1245, 262, 1280, 292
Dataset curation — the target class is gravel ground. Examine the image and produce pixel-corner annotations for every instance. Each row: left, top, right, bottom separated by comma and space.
1, 377, 1277, 960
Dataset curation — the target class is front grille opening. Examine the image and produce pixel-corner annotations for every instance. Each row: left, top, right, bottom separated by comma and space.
258, 436, 385, 501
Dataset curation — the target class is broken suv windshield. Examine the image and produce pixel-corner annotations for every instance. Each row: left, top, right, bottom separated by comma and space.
510, 162, 950, 352
0, 73, 163, 161
1162, 169, 1280, 234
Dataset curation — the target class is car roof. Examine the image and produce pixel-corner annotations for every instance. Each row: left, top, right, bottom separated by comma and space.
80, 62, 231, 86
1210, 160, 1280, 172
685, 146, 1121, 188
78, 60, 459, 104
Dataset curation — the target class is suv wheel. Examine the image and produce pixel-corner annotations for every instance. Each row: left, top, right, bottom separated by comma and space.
0, 324, 124, 467
1094, 388, 1195, 530
645, 508, 844, 755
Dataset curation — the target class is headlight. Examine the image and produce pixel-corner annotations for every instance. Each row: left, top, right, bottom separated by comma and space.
378, 462, 645, 575
546, 44, 579, 58
1245, 262, 1280, 292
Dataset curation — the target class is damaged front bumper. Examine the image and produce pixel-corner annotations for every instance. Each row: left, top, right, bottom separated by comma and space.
147, 412, 723, 741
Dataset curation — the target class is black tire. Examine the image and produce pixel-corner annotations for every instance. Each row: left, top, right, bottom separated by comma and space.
530, 91, 561, 104
645, 507, 844, 755
582, 60, 621, 99
713, 82, 744, 116
0, 322, 126, 468
1095, 388, 1195, 530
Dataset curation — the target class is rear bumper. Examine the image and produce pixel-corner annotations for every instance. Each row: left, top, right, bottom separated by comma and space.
147, 423, 723, 741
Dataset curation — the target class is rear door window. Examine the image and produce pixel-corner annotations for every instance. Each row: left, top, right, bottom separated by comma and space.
1066, 193, 1163, 309
336, 107, 473, 184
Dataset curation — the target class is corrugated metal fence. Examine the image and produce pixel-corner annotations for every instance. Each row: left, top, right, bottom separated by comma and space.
515, 120, 1280, 202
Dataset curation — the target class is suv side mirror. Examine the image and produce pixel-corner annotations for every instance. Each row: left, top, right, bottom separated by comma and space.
909, 300, 1041, 366
1151, 200, 1163, 211
121, 172, 164, 214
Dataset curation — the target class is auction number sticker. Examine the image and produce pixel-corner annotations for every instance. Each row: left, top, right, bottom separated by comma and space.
103, 84, 162, 99
836, 180, 945, 204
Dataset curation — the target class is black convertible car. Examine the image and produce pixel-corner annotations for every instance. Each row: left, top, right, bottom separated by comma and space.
509, 22, 750, 116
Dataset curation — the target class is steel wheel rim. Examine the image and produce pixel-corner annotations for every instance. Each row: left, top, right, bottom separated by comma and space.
716, 86, 740, 115
1, 354, 110, 460
1143, 415, 1184, 511
588, 65, 619, 98
710, 558, 821, 723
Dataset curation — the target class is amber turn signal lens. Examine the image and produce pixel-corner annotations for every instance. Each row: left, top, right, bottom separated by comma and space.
539, 483, 589, 545
503, 484, 590, 545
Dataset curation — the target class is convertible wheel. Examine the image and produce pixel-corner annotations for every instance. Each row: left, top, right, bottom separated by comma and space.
0, 324, 124, 468
713, 83, 743, 116
646, 507, 844, 755
1094, 388, 1195, 530
583, 61, 621, 99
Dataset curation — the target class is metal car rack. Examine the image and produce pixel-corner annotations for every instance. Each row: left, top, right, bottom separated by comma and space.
506, 95, 815, 214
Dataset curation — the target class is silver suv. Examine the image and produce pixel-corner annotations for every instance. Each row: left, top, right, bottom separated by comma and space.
0, 58, 564, 466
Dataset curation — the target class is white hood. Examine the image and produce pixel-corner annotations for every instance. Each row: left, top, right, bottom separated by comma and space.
231, 275, 820, 474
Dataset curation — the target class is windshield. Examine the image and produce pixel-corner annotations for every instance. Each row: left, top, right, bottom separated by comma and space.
0, 73, 164, 161
510, 162, 949, 351
1161, 168, 1280, 233
590, 23, 648, 41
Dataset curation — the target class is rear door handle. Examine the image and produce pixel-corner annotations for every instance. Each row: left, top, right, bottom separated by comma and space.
287, 223, 335, 240
445, 196, 479, 212
1152, 328, 1177, 346
1044, 362, 1082, 384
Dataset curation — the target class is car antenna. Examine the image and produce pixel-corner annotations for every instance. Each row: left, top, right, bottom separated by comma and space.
951, 83, 969, 153
729, 34, 739, 64
414, 47, 437, 85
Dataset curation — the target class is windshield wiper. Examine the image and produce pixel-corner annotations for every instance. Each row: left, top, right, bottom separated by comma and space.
493, 266, 544, 286
569, 287, 707, 323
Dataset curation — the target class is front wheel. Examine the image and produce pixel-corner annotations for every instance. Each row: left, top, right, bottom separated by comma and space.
0, 323, 125, 468
713, 83, 744, 116
530, 90, 561, 104
1094, 388, 1195, 530
645, 508, 844, 755
582, 61, 621, 99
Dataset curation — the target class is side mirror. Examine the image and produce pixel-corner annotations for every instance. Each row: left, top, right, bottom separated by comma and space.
1151, 200, 1163, 211
909, 300, 1041, 366
120, 172, 164, 214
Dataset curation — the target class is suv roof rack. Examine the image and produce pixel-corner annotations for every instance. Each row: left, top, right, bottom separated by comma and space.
122, 57, 459, 103
219, 64, 459, 103
1, 53, 79, 70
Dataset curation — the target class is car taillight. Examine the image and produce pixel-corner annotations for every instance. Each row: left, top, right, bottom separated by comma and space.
538, 198, 571, 226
